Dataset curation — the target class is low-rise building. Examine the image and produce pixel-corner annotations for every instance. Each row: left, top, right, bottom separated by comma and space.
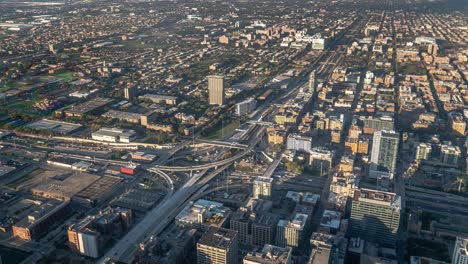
176, 199, 231, 231
91, 127, 137, 143
64, 97, 113, 117
139, 94, 177, 105
13, 200, 71, 241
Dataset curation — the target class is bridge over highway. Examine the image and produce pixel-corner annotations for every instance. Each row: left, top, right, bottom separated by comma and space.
152, 126, 266, 172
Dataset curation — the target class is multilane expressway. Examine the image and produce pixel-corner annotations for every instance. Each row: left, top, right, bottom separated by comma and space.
99, 124, 264, 263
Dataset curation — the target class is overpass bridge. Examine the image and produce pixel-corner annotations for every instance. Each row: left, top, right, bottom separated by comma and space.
152, 126, 265, 172
195, 139, 248, 149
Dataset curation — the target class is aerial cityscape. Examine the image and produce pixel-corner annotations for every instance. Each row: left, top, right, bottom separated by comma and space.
0, 0, 467, 263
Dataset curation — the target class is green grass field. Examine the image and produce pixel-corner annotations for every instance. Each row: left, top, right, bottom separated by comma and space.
52, 71, 75, 81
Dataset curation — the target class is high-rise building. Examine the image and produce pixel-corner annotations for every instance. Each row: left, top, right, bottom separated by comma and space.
124, 86, 138, 100
349, 189, 401, 246
252, 214, 278, 247
208, 75, 225, 106
229, 198, 277, 247
68, 227, 100, 258
286, 134, 312, 152
370, 130, 399, 175
452, 237, 468, 264
230, 210, 277, 247
308, 70, 317, 93
253, 177, 273, 200
243, 244, 292, 264
276, 213, 308, 253
440, 144, 461, 166
197, 227, 238, 264
236, 98, 257, 116
415, 143, 432, 160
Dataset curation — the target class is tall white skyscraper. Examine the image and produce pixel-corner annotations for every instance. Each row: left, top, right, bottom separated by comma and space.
308, 70, 317, 93
370, 130, 399, 175
208, 75, 225, 106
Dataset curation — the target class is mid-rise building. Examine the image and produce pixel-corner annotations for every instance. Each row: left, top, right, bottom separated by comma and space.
208, 75, 225, 106
370, 130, 399, 176
452, 237, 468, 264
243, 244, 292, 264
427, 44, 438, 55
124, 86, 137, 100
362, 116, 395, 134
236, 98, 257, 116
138, 94, 177, 105
440, 144, 461, 166
309, 147, 333, 174
267, 128, 287, 145
230, 198, 276, 247
253, 177, 273, 200
308, 232, 335, 264
349, 189, 401, 246
197, 227, 238, 264
68, 207, 132, 258
286, 134, 312, 152
276, 213, 308, 252
415, 143, 432, 160
13, 200, 71, 241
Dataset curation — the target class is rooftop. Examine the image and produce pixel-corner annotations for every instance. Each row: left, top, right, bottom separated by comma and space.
353, 189, 401, 209
198, 227, 237, 250
176, 199, 230, 226
92, 127, 136, 138
320, 210, 341, 229
14, 199, 69, 229
244, 244, 291, 264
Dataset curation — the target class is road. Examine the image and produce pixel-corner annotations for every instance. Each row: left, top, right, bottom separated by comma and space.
152, 126, 265, 172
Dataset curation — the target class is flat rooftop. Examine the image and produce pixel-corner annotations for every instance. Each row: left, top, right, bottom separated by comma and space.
73, 175, 122, 201
92, 127, 136, 138
26, 119, 82, 134
13, 199, 68, 229
176, 199, 230, 226
244, 244, 291, 263
320, 210, 341, 229
64, 97, 112, 115
198, 227, 237, 250
31, 172, 100, 200
255, 176, 274, 184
